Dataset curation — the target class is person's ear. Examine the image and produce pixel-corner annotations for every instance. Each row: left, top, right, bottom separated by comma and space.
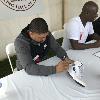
28, 31, 34, 39
28, 31, 32, 36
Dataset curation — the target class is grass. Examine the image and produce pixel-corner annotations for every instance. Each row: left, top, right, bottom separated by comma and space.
0, 38, 63, 78
0, 56, 16, 78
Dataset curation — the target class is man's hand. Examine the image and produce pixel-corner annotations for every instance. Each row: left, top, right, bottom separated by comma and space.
56, 59, 73, 73
94, 40, 100, 48
64, 58, 74, 64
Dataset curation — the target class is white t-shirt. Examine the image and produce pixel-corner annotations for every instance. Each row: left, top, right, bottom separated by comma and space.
65, 16, 94, 43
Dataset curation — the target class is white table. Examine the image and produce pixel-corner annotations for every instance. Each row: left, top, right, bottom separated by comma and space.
0, 48, 100, 100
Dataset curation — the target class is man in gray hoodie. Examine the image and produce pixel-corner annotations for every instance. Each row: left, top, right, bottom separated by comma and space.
14, 18, 73, 76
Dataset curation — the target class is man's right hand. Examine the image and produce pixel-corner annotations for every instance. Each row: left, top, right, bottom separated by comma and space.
95, 40, 100, 47
56, 60, 69, 73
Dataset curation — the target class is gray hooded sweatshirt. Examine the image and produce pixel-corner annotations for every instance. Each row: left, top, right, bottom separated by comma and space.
14, 30, 68, 76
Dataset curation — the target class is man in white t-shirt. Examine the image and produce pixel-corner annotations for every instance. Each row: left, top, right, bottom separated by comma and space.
64, 1, 100, 50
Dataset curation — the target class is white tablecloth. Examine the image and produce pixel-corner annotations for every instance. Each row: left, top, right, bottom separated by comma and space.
0, 48, 100, 100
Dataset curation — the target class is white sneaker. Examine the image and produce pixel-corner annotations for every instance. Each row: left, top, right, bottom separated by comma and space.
68, 61, 86, 87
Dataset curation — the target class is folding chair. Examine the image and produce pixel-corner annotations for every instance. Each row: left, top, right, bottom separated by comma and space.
52, 29, 71, 50
52, 29, 64, 39
6, 43, 17, 73
62, 23, 72, 51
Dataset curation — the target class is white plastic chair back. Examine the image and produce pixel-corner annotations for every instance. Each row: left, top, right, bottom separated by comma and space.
62, 23, 71, 51
52, 29, 64, 39
52, 29, 71, 51
6, 43, 16, 73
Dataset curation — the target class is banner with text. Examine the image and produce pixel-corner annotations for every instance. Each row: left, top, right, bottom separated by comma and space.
0, 0, 45, 19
